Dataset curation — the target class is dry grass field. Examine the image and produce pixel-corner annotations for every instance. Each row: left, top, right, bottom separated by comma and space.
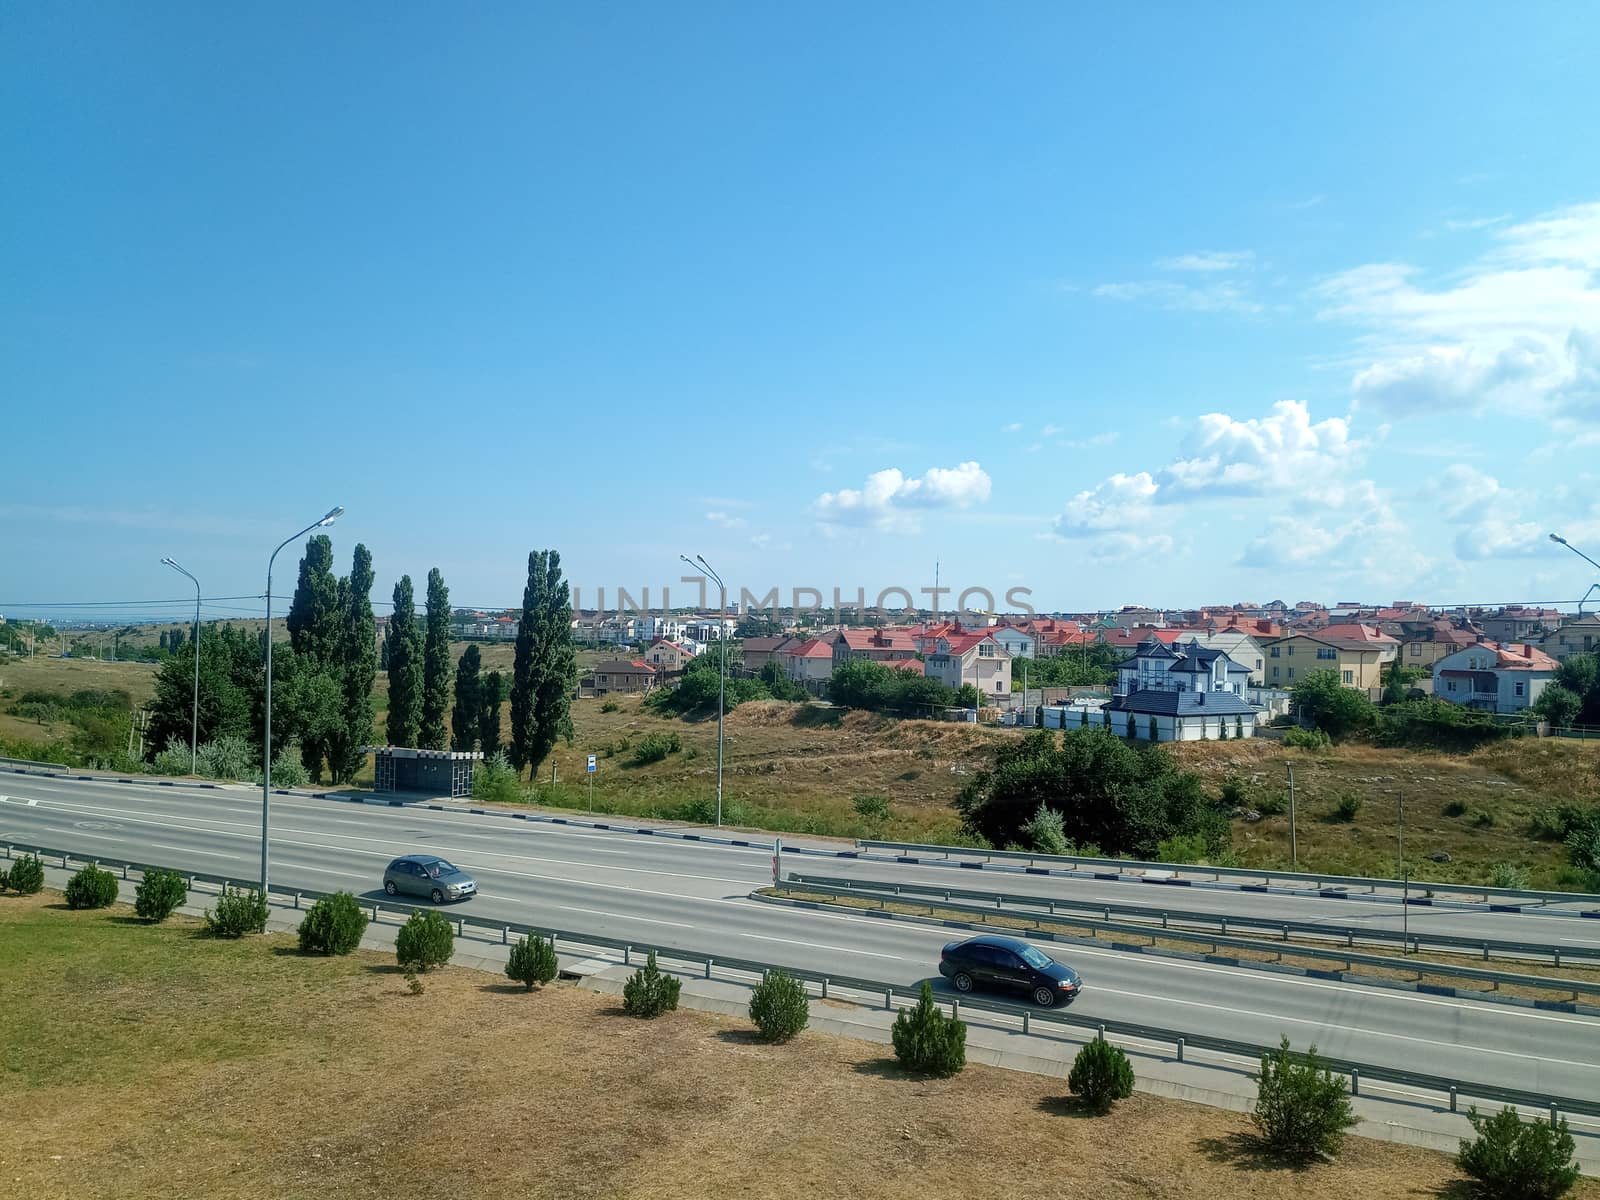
7, 891, 1583, 1200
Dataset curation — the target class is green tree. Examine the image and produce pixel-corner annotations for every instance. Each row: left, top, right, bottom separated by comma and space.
1251, 1037, 1357, 1161
479, 670, 507, 757
891, 982, 966, 1076
1381, 655, 1408, 705
1544, 654, 1600, 725
159, 630, 169, 652
147, 625, 254, 755
386, 576, 423, 747
1290, 669, 1377, 740
452, 645, 483, 752
505, 934, 559, 991
1068, 1038, 1135, 1111
287, 534, 342, 664
509, 550, 577, 777
327, 544, 377, 783
1457, 1105, 1580, 1200
1534, 683, 1583, 729
419, 568, 452, 749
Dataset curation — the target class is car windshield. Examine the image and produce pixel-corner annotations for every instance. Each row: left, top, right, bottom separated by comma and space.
1018, 946, 1053, 970
422, 860, 456, 877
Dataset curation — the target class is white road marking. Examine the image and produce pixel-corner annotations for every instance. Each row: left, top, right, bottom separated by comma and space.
738, 932, 908, 960
557, 905, 693, 928
150, 844, 239, 860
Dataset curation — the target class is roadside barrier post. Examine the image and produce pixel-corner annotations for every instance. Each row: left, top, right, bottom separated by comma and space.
1351, 1069, 1360, 1096
1177, 1037, 1185, 1062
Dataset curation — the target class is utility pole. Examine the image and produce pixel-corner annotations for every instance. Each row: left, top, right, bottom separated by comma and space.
1286, 762, 1298, 870
1398, 789, 1408, 947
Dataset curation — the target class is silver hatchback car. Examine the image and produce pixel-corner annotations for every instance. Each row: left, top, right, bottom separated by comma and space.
382, 855, 477, 904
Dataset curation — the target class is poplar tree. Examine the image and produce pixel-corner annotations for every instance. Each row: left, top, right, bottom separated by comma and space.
451, 645, 482, 752
327, 543, 377, 782
386, 576, 423, 747
479, 670, 506, 757
287, 534, 341, 663
419, 568, 452, 749
509, 549, 577, 777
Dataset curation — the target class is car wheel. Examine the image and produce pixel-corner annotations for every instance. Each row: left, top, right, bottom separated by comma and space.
1032, 984, 1058, 1008
384, 880, 398, 896
430, 888, 444, 904
952, 972, 975, 993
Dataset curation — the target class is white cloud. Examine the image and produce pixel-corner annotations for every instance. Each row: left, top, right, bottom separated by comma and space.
1053, 472, 1159, 537
1318, 201, 1600, 420
814, 461, 992, 531
1092, 279, 1262, 315
1157, 400, 1362, 498
1003, 421, 1023, 433
1156, 250, 1255, 272
705, 511, 747, 529
1429, 464, 1550, 560
1237, 480, 1413, 571
749, 532, 771, 550
1090, 532, 1174, 559
1062, 431, 1120, 449
1442, 214, 1510, 233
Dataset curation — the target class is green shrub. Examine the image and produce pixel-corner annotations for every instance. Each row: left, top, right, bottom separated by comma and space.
395, 909, 454, 972
5, 853, 45, 894
1282, 727, 1331, 750
1218, 776, 1251, 809
257, 745, 309, 789
1155, 832, 1208, 864
631, 732, 682, 765
1445, 799, 1469, 818
891, 982, 966, 1077
749, 970, 810, 1043
472, 751, 523, 803
852, 794, 892, 824
153, 736, 194, 777
134, 867, 188, 922
1022, 803, 1070, 856
65, 864, 119, 909
505, 934, 559, 991
297, 891, 369, 955
1470, 807, 1496, 828
204, 886, 269, 937
1489, 863, 1530, 891
622, 950, 681, 1018
1333, 793, 1363, 822
1068, 1037, 1135, 1111
600, 700, 619, 713
1251, 1037, 1356, 1161
196, 735, 254, 781
1457, 1105, 1579, 1200
1255, 793, 1288, 817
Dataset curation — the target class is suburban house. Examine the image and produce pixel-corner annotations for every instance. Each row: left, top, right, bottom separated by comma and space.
922, 630, 1012, 698
1170, 629, 1266, 683
642, 639, 697, 675
1399, 620, 1480, 669
1540, 615, 1600, 663
1100, 638, 1259, 741
683, 614, 737, 642
1480, 606, 1564, 643
989, 624, 1037, 659
780, 637, 835, 683
1433, 642, 1558, 714
637, 615, 688, 644
1261, 624, 1399, 693
578, 660, 656, 698
832, 627, 920, 668
740, 635, 802, 673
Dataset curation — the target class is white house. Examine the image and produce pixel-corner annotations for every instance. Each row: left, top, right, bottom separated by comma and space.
1100, 638, 1260, 741
637, 615, 688, 643
1177, 630, 1266, 684
989, 625, 1037, 659
1432, 642, 1558, 714
923, 630, 1012, 699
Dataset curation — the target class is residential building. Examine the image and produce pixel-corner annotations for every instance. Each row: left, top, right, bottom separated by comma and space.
683, 614, 737, 642
1399, 620, 1480, 670
642, 639, 696, 675
637, 615, 688, 643
922, 630, 1012, 698
1173, 630, 1266, 683
1480, 606, 1563, 643
780, 638, 835, 683
1540, 615, 1600, 664
833, 627, 920, 668
1433, 642, 1557, 714
1261, 624, 1399, 693
578, 660, 656, 698
1101, 638, 1259, 741
740, 635, 802, 673
989, 624, 1037, 659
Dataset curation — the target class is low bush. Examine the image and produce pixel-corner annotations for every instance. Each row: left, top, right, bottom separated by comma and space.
1445, 799, 1469, 818
65, 864, 119, 909
1254, 793, 1288, 817
1333, 793, 1363, 822
1218, 776, 1251, 809
134, 867, 188, 922
748, 969, 810, 1043
1490, 862, 1531, 891
852, 793, 891, 824
472, 752, 523, 803
1282, 727, 1331, 750
1068, 1037, 1134, 1111
196, 735, 254, 782
5, 853, 45, 894
505, 934, 559, 991
204, 886, 269, 937
1022, 803, 1069, 856
297, 891, 369, 955
1251, 1037, 1356, 1161
395, 909, 454, 972
1155, 832, 1209, 864
153, 736, 194, 777
631, 732, 682, 766
891, 982, 966, 1077
258, 745, 309, 789
1457, 1105, 1579, 1200
1470, 807, 1496, 828
622, 950, 681, 1018
600, 700, 619, 713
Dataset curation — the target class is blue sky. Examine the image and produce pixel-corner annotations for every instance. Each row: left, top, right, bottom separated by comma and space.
5, 3, 1600, 621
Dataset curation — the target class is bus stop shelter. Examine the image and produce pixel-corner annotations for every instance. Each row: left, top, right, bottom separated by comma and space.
365, 746, 481, 798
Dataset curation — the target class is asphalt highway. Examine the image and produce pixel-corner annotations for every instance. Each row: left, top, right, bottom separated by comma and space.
4, 773, 1599, 1103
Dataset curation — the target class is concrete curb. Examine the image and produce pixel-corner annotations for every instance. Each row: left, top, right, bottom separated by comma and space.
747, 891, 1600, 1016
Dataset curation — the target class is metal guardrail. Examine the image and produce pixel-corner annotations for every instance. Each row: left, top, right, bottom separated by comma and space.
856, 839, 1600, 907
0, 756, 69, 772
772, 880, 1600, 1001
790, 872, 1600, 967
6, 838, 1600, 1124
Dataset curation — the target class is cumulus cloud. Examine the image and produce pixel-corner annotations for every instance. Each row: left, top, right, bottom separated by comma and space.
705, 511, 747, 529
1237, 480, 1412, 571
814, 461, 992, 531
1318, 201, 1600, 420
1053, 472, 1159, 537
1158, 401, 1362, 498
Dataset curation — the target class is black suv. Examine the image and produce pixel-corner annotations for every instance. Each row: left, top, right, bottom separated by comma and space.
938, 934, 1082, 1007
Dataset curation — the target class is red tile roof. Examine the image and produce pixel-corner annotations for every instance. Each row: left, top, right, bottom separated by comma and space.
884, 658, 926, 672
1313, 623, 1400, 646
784, 638, 834, 659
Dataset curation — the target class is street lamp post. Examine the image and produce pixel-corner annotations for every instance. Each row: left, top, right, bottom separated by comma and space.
160, 558, 202, 774
262, 507, 343, 894
681, 553, 728, 827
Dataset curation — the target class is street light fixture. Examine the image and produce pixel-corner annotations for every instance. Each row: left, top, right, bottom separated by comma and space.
160, 557, 202, 774
261, 506, 343, 895
1551, 532, 1600, 573
680, 553, 728, 827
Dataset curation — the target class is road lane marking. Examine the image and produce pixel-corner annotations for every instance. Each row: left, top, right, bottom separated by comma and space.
737, 932, 908, 960
150, 844, 239, 860
557, 905, 693, 928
